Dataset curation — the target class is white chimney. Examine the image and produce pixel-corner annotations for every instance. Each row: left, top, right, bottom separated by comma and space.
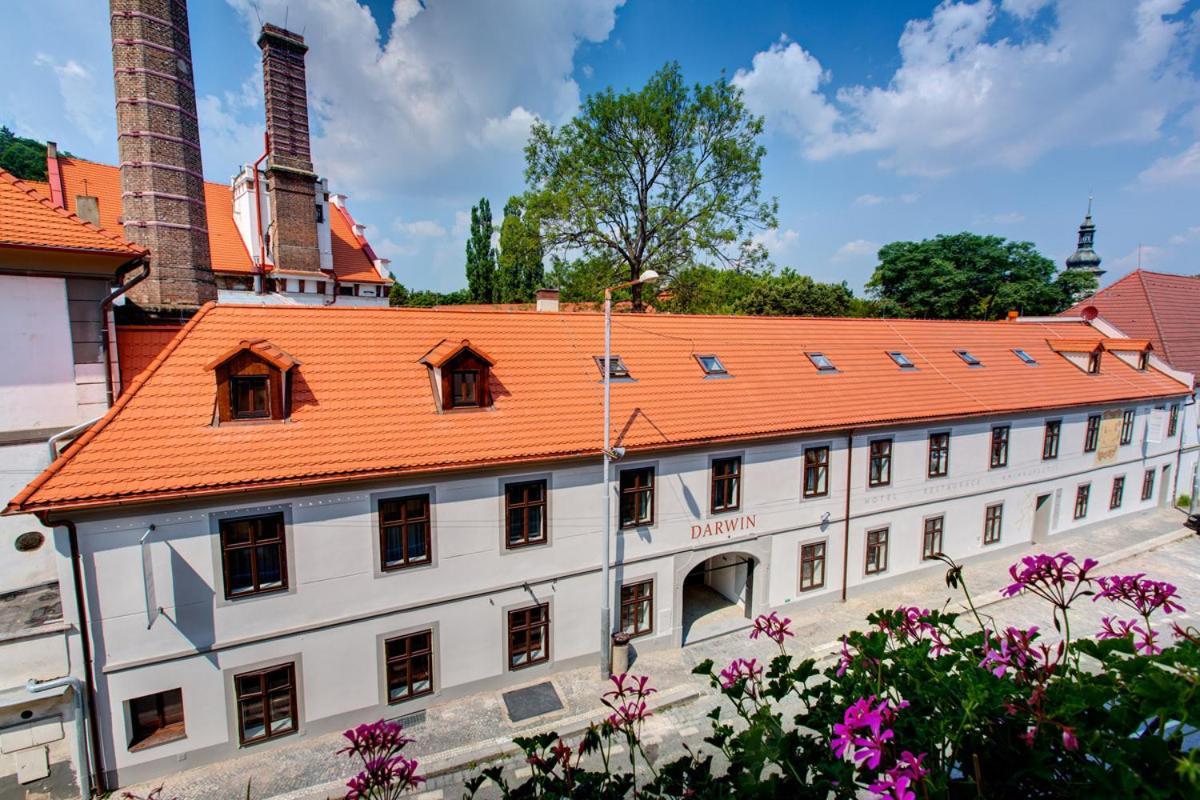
536, 288, 560, 313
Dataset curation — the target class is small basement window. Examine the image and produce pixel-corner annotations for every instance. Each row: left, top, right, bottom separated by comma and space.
696, 354, 727, 375
955, 349, 982, 366
128, 688, 186, 751
594, 355, 631, 380
1013, 349, 1037, 365
806, 352, 836, 371
887, 351, 915, 369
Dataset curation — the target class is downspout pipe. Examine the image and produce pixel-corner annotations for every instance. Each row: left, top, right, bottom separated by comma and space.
99, 257, 150, 407
841, 430, 854, 603
26, 676, 90, 800
48, 417, 103, 462
37, 516, 106, 796
253, 131, 270, 294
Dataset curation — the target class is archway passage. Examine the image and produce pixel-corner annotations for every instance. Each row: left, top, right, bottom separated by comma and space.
681, 552, 754, 644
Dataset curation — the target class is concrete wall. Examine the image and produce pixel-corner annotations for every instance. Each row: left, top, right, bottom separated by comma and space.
62, 399, 1187, 786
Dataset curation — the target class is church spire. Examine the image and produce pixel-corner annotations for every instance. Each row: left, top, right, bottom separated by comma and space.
1065, 196, 1103, 278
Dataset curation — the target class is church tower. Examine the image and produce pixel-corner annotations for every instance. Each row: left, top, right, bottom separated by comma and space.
1065, 197, 1103, 279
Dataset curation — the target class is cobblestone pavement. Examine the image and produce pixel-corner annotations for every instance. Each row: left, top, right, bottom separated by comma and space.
121, 509, 1198, 800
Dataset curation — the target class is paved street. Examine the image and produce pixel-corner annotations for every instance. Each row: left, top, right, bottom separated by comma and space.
121, 509, 1199, 800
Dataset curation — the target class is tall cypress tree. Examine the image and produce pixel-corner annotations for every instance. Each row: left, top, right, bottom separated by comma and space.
465, 198, 496, 302
497, 196, 545, 303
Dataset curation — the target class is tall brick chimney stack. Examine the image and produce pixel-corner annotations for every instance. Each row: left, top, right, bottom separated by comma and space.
110, 0, 217, 316
258, 24, 322, 273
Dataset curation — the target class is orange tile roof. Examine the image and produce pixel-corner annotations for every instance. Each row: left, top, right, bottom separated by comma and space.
116, 324, 184, 392
1046, 339, 1102, 353
0, 168, 144, 257
8, 306, 1190, 514
419, 339, 494, 367
48, 156, 385, 284
206, 338, 298, 372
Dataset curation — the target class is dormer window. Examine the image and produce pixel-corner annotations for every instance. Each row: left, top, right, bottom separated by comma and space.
1087, 351, 1101, 374
887, 351, 915, 369
696, 354, 727, 376
206, 339, 298, 424
419, 339, 495, 412
594, 355, 631, 380
955, 350, 981, 366
807, 352, 836, 371
1138, 351, 1150, 371
1013, 349, 1037, 365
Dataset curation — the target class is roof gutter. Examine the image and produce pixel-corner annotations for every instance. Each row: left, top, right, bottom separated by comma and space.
100, 256, 150, 406
48, 417, 103, 462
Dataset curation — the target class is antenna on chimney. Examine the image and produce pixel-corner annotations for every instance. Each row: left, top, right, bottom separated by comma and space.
1138, 243, 1142, 269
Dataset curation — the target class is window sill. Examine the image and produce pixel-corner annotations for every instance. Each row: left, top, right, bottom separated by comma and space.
128, 724, 186, 753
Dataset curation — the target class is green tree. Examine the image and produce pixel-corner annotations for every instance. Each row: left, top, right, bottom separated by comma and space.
496, 196, 545, 303
735, 269, 855, 317
659, 264, 762, 314
0, 127, 67, 181
465, 198, 496, 302
525, 62, 777, 310
867, 232, 1097, 320
389, 282, 472, 308
543, 255, 621, 307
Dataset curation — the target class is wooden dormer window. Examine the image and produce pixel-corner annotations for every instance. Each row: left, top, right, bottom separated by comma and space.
420, 339, 495, 412
1087, 351, 1101, 374
207, 339, 299, 424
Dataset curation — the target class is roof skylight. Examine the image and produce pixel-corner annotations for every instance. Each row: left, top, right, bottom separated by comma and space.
1013, 348, 1038, 365
807, 352, 837, 371
887, 351, 915, 369
594, 355, 631, 379
954, 349, 982, 367
696, 354, 728, 376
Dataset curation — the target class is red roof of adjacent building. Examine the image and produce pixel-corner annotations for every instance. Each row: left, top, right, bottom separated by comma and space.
0, 168, 144, 257
40, 156, 386, 284
7, 305, 1190, 514
1064, 269, 1200, 378
116, 325, 185, 391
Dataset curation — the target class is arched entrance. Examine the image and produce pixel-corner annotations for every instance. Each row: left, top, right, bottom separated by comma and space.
680, 552, 756, 644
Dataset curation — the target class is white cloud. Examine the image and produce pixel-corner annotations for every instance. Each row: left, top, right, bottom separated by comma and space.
1136, 141, 1200, 186
899, 193, 920, 204
393, 218, 448, 238
225, 0, 625, 198
33, 53, 108, 145
1110, 244, 1167, 271
752, 227, 800, 260
196, 75, 265, 181
735, 0, 1200, 175
833, 239, 881, 262
854, 193, 886, 206
1169, 225, 1200, 245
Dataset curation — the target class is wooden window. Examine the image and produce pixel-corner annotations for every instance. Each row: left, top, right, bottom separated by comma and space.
1043, 420, 1061, 460
384, 630, 433, 704
922, 516, 944, 560
450, 369, 480, 408
799, 542, 826, 591
1083, 414, 1101, 453
865, 528, 889, 575
990, 426, 1010, 469
1141, 468, 1155, 501
927, 432, 950, 478
219, 513, 287, 600
1074, 484, 1090, 519
1120, 409, 1135, 445
229, 375, 270, 420
620, 580, 653, 637
1110, 476, 1125, 510
983, 503, 1003, 545
379, 495, 431, 570
507, 604, 549, 670
619, 467, 654, 528
803, 446, 829, 497
868, 439, 892, 487
505, 479, 548, 548
234, 664, 296, 745
1168, 404, 1180, 437
1087, 351, 1101, 374
710, 457, 741, 513
128, 689, 185, 751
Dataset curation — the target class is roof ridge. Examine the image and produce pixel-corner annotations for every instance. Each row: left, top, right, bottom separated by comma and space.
0, 167, 144, 254
4, 302, 217, 515
1133, 270, 1172, 365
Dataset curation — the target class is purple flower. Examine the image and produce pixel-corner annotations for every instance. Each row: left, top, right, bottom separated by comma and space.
1094, 574, 1186, 617
979, 626, 1038, 678
750, 611, 794, 646
718, 657, 762, 690
867, 751, 928, 800
601, 672, 656, 732
1002, 552, 1098, 612
1062, 727, 1079, 751
336, 719, 423, 799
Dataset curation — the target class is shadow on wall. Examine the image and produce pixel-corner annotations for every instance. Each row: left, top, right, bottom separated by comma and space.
168, 544, 217, 667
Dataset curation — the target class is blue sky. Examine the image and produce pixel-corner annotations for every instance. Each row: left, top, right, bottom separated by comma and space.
4, 1, 1198, 295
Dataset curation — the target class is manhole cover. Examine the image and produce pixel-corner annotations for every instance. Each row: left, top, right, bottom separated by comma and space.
502, 681, 563, 723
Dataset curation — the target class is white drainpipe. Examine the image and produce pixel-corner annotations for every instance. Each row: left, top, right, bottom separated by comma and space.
26, 676, 91, 799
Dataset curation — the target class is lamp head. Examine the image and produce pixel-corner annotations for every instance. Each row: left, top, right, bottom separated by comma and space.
637, 269, 660, 284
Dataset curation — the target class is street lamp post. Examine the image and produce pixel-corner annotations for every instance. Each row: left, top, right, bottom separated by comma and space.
600, 269, 659, 677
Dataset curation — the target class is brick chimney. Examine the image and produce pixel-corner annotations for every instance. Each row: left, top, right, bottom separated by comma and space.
110, 0, 217, 316
258, 24, 322, 273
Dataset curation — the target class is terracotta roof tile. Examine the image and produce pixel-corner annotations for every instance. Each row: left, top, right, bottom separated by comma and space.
7, 306, 1190, 514
1065, 269, 1200, 377
116, 325, 185, 393
0, 168, 144, 256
